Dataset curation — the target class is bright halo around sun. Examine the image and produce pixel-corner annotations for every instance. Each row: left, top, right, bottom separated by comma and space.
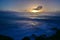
31, 10, 43, 13
31, 10, 39, 13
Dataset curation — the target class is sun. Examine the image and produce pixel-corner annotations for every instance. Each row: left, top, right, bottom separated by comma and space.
31, 9, 44, 13
31, 10, 40, 13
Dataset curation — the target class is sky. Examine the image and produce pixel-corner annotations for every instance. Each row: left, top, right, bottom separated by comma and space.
0, 0, 60, 12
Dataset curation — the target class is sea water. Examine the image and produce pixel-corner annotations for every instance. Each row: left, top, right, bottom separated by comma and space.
0, 11, 60, 40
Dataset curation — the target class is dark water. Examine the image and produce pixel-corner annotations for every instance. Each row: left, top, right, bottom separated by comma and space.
0, 11, 60, 40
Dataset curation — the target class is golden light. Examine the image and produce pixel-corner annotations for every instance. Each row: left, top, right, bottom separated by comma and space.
31, 10, 39, 13
30, 9, 44, 13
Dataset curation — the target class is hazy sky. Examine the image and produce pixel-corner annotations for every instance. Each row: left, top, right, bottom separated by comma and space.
0, 0, 60, 12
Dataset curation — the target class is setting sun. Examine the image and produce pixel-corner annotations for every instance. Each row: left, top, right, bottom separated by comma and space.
31, 10, 39, 13
30, 9, 44, 13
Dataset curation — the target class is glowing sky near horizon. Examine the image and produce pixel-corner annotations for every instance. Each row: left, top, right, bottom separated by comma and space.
0, 0, 60, 12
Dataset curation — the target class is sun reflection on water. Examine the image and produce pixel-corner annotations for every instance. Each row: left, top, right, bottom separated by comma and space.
16, 20, 41, 29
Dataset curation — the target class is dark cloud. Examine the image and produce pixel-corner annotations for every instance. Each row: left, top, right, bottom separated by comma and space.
33, 6, 43, 10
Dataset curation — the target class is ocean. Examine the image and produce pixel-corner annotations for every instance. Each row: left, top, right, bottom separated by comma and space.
0, 11, 60, 40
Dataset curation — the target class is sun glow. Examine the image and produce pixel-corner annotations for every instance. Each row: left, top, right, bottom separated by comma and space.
31, 10, 39, 13
30, 9, 44, 13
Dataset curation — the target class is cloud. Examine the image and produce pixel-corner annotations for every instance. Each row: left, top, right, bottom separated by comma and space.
33, 6, 43, 10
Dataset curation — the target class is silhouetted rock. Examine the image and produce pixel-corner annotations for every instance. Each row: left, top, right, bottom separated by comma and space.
0, 35, 13, 40
55, 29, 60, 40
35, 35, 46, 40
22, 36, 30, 40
